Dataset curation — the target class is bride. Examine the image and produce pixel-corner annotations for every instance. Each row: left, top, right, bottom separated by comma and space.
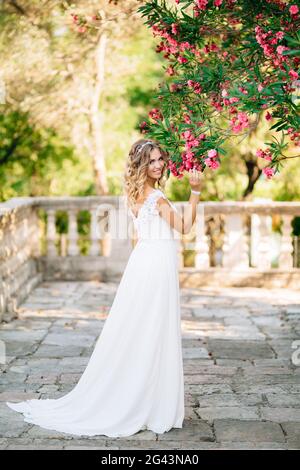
6, 138, 202, 438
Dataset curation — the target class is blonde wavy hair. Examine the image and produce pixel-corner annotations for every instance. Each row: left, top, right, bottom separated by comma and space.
123, 138, 170, 210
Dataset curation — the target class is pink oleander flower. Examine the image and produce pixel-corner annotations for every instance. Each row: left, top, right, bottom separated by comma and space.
205, 158, 220, 170
171, 23, 179, 35
289, 5, 299, 15
178, 56, 188, 64
289, 70, 299, 80
196, 0, 208, 10
170, 83, 179, 92
265, 112, 272, 121
207, 149, 218, 158
185, 150, 195, 159
71, 14, 79, 24
183, 114, 192, 124
256, 149, 272, 161
148, 108, 163, 121
276, 45, 287, 55
182, 130, 193, 140
263, 167, 275, 179
276, 31, 284, 40
179, 41, 191, 51
166, 66, 175, 76
230, 112, 249, 133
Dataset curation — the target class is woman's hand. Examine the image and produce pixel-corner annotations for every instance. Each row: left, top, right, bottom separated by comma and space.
187, 168, 202, 192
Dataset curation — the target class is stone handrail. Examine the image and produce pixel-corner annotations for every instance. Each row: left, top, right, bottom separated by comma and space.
1, 196, 300, 320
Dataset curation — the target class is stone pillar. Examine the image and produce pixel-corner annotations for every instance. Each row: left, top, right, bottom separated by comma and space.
194, 205, 209, 269
89, 208, 101, 256
67, 209, 79, 256
279, 214, 294, 269
109, 196, 133, 262
223, 213, 248, 270
251, 213, 272, 269
46, 209, 57, 257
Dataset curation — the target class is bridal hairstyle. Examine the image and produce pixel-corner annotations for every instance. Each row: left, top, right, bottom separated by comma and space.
123, 138, 170, 210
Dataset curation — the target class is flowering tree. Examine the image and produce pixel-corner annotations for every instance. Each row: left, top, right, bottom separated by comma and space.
137, 0, 300, 180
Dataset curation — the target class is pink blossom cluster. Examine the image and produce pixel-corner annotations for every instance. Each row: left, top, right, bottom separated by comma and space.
139, 121, 149, 134
193, 0, 224, 14
166, 65, 176, 76
181, 130, 200, 150
265, 111, 272, 121
70, 13, 87, 33
262, 167, 275, 179
170, 83, 180, 92
255, 26, 287, 67
230, 112, 249, 133
187, 79, 203, 94
148, 108, 163, 123
287, 127, 300, 146
152, 24, 200, 64
205, 149, 220, 170
168, 154, 202, 177
254, 24, 299, 78
289, 5, 299, 16
211, 98, 223, 112
221, 88, 240, 108
183, 113, 192, 124
256, 148, 273, 161
203, 42, 220, 54
180, 150, 204, 172
167, 160, 182, 178
195, 0, 208, 11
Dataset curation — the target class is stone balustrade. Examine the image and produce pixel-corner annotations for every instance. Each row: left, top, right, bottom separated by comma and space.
1, 196, 300, 321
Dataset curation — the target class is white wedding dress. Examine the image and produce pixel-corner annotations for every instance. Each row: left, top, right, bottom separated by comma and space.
6, 188, 185, 437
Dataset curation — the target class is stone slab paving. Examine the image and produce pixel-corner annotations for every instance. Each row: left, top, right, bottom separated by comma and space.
0, 281, 299, 450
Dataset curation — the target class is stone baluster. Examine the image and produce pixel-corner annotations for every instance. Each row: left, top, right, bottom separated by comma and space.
67, 209, 79, 256
89, 208, 101, 256
222, 213, 248, 269
109, 197, 133, 263
96, 203, 113, 257
30, 208, 41, 258
60, 234, 67, 257
251, 214, 272, 269
194, 205, 209, 269
279, 214, 294, 269
46, 209, 57, 257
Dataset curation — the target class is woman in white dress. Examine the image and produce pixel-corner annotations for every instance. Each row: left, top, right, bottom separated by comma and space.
6, 138, 202, 438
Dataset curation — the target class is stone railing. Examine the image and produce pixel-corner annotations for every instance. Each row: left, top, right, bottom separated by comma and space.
179, 200, 300, 290
1, 196, 300, 321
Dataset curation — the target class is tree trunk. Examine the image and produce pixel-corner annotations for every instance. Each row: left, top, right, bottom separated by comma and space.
242, 158, 262, 200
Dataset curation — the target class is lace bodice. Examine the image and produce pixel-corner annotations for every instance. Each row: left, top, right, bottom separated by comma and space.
128, 189, 178, 240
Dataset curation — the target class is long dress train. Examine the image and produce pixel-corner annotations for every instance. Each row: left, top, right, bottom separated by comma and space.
6, 188, 185, 437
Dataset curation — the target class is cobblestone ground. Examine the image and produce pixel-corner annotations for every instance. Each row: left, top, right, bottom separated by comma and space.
0, 281, 300, 450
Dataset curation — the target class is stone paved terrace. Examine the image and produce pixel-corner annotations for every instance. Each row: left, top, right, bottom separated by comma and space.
0, 281, 300, 450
